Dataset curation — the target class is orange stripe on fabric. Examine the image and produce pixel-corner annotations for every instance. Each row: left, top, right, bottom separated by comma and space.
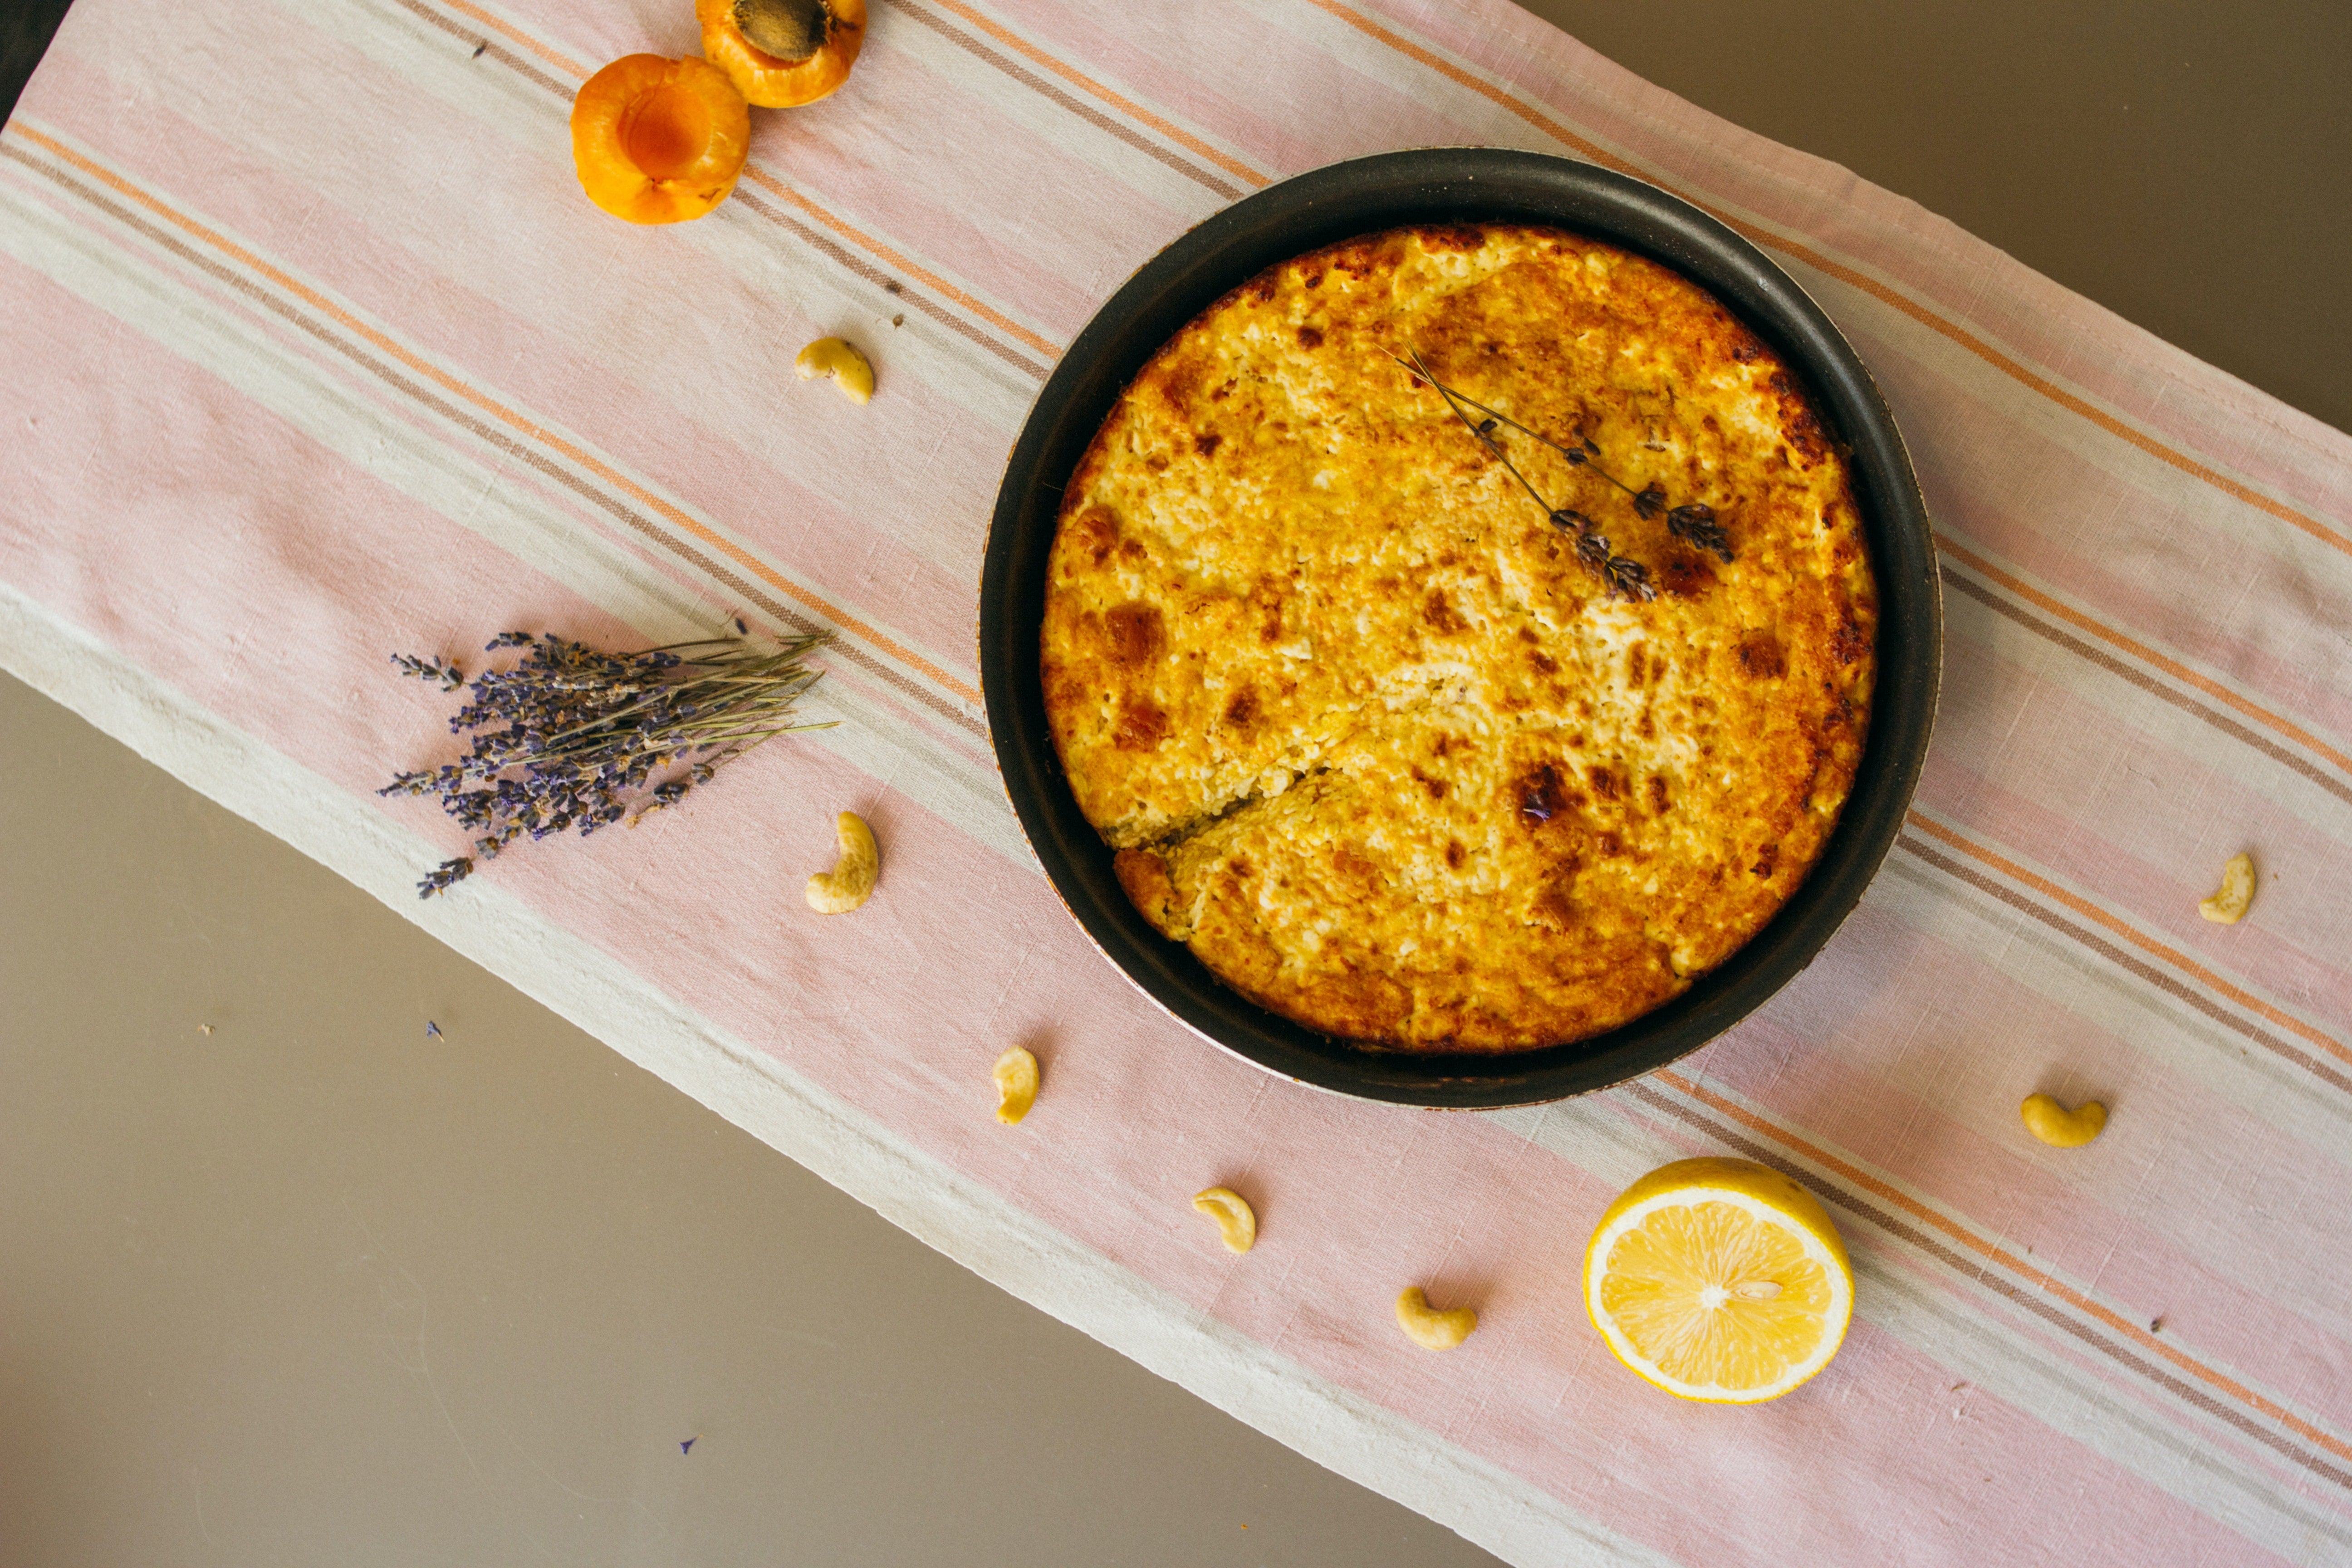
1903, 810, 2348, 1066
1653, 1067, 2352, 1465
918, 0, 1268, 189
8, 126, 984, 707
436, 0, 590, 78
1937, 537, 2352, 778
735, 166, 1061, 361
1302, 0, 2352, 560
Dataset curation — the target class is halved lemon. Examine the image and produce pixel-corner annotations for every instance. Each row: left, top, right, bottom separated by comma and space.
1583, 1156, 1852, 1403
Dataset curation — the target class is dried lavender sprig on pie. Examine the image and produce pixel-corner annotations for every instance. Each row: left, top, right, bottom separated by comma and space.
380, 628, 834, 898
1391, 353, 1734, 566
1401, 348, 1665, 602
1404, 348, 1558, 522
1388, 355, 1638, 496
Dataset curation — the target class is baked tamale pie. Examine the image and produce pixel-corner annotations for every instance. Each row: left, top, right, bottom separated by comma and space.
1040, 224, 1876, 1051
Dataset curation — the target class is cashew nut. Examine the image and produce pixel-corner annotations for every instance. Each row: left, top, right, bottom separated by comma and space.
2020, 1093, 2107, 1148
804, 811, 879, 913
1191, 1187, 1256, 1254
1395, 1287, 1477, 1350
993, 1047, 1039, 1125
795, 336, 874, 404
2198, 851, 2255, 924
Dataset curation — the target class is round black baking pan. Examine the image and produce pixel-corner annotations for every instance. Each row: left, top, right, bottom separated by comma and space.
978, 147, 1941, 1109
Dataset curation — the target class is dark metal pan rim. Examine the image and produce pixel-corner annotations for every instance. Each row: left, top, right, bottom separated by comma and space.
977, 147, 1943, 1110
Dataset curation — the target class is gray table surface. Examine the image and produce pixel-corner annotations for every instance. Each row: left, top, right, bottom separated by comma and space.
3, 1, 2345, 1563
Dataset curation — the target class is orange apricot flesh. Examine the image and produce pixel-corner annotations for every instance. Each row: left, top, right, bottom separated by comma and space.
571, 54, 750, 225
698, 0, 866, 108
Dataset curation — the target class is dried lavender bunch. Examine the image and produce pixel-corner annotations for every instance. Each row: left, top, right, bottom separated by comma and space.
1395, 351, 1734, 587
381, 628, 834, 897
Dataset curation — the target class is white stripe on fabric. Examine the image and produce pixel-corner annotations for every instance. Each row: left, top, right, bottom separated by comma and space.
1936, 576, 2352, 829
0, 167, 1038, 870
0, 118, 998, 717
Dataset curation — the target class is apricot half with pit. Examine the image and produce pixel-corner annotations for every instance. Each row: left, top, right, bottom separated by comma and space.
698, 0, 867, 108
570, 54, 751, 225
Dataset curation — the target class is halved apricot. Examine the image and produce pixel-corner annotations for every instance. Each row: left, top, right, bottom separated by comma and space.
698, 0, 866, 108
570, 54, 751, 225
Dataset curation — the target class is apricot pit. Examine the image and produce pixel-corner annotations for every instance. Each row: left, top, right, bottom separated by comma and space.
699, 0, 867, 107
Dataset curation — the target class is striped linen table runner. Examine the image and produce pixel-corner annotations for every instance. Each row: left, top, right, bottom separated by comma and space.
4, 0, 2349, 1562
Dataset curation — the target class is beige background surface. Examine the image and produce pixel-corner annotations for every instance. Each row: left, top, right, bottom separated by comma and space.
3, 2, 2346, 1563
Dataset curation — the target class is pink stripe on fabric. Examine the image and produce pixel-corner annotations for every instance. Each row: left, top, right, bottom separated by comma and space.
1692, 993, 2352, 1425
0, 145, 979, 790
1744, 921, 2352, 1356
13, 55, 1007, 675
739, 50, 1202, 337
989, 0, 1381, 176
494, 0, 1194, 336
0, 265, 642, 802
1847, 319, 2352, 745
1915, 676, 2352, 1020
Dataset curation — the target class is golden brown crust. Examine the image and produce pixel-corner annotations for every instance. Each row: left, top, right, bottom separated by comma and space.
1043, 225, 1877, 1052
